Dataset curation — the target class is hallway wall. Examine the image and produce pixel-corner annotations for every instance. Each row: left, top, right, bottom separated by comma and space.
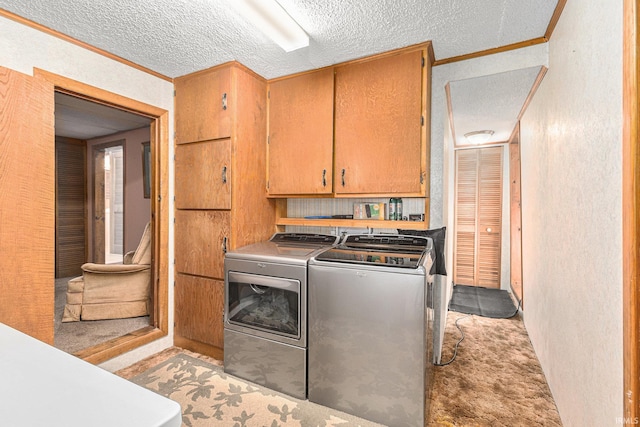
519, 0, 623, 424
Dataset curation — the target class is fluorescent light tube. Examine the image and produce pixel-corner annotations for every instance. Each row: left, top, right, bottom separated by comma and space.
229, 0, 309, 52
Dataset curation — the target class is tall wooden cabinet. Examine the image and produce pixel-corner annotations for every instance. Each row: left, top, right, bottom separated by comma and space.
174, 63, 275, 358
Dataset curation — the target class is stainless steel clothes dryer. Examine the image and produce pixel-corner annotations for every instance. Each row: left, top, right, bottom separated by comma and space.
223, 232, 339, 399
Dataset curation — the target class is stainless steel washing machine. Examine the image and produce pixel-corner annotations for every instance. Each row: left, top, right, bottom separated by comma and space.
223, 232, 339, 399
308, 234, 434, 427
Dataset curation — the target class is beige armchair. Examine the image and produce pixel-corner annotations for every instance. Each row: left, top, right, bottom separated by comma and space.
62, 222, 152, 322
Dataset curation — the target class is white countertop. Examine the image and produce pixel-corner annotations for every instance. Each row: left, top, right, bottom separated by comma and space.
0, 323, 181, 427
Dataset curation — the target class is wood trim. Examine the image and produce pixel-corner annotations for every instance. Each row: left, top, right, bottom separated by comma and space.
276, 216, 430, 230
422, 50, 432, 198
516, 66, 548, 123
508, 124, 523, 308
445, 82, 457, 144
623, 0, 640, 420
426, 42, 436, 66
0, 8, 172, 83
433, 1, 566, 67
75, 326, 165, 365
153, 111, 170, 334
433, 37, 547, 67
174, 336, 224, 361
544, 0, 568, 41
34, 69, 166, 118
34, 69, 171, 364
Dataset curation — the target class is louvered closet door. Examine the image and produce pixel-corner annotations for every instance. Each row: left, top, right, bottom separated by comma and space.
453, 146, 503, 288
55, 138, 86, 278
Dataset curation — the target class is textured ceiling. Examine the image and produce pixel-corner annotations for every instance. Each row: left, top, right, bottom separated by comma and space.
449, 66, 544, 145
0, 0, 559, 79
2, 1, 557, 142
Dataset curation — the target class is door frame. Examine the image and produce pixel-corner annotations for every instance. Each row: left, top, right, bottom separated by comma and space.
91, 140, 125, 264
623, 0, 640, 419
35, 69, 170, 365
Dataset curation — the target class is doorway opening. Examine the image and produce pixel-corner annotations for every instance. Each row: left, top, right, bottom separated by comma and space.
37, 68, 170, 365
104, 145, 124, 263
54, 94, 154, 356
93, 142, 125, 265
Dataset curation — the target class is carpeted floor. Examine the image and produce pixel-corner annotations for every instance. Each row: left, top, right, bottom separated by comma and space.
429, 311, 562, 426
54, 277, 150, 354
117, 312, 563, 426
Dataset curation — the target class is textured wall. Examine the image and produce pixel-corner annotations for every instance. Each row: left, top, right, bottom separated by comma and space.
0, 16, 175, 372
519, 0, 623, 424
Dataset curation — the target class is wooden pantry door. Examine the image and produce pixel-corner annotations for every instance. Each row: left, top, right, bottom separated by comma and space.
0, 67, 55, 343
453, 146, 503, 288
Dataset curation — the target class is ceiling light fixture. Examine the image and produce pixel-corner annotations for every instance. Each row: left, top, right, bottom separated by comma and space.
229, 0, 309, 52
464, 130, 495, 144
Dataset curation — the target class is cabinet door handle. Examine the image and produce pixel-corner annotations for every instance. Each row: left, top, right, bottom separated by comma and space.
222, 166, 227, 184
222, 236, 228, 253
222, 93, 227, 110
322, 169, 327, 187
341, 168, 346, 187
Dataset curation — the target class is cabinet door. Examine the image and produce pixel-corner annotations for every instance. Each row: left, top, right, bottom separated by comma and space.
175, 210, 230, 279
175, 139, 231, 209
175, 67, 231, 144
175, 273, 224, 348
334, 50, 423, 195
267, 68, 334, 195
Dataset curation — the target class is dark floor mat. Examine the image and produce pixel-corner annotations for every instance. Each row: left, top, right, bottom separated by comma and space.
449, 285, 518, 318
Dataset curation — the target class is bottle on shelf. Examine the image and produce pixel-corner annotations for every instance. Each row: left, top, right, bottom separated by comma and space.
389, 198, 397, 220
396, 198, 403, 221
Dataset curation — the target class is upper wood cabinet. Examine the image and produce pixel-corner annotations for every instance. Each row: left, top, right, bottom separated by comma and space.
175, 67, 232, 144
266, 45, 430, 198
175, 139, 231, 210
267, 68, 334, 196
334, 49, 425, 195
